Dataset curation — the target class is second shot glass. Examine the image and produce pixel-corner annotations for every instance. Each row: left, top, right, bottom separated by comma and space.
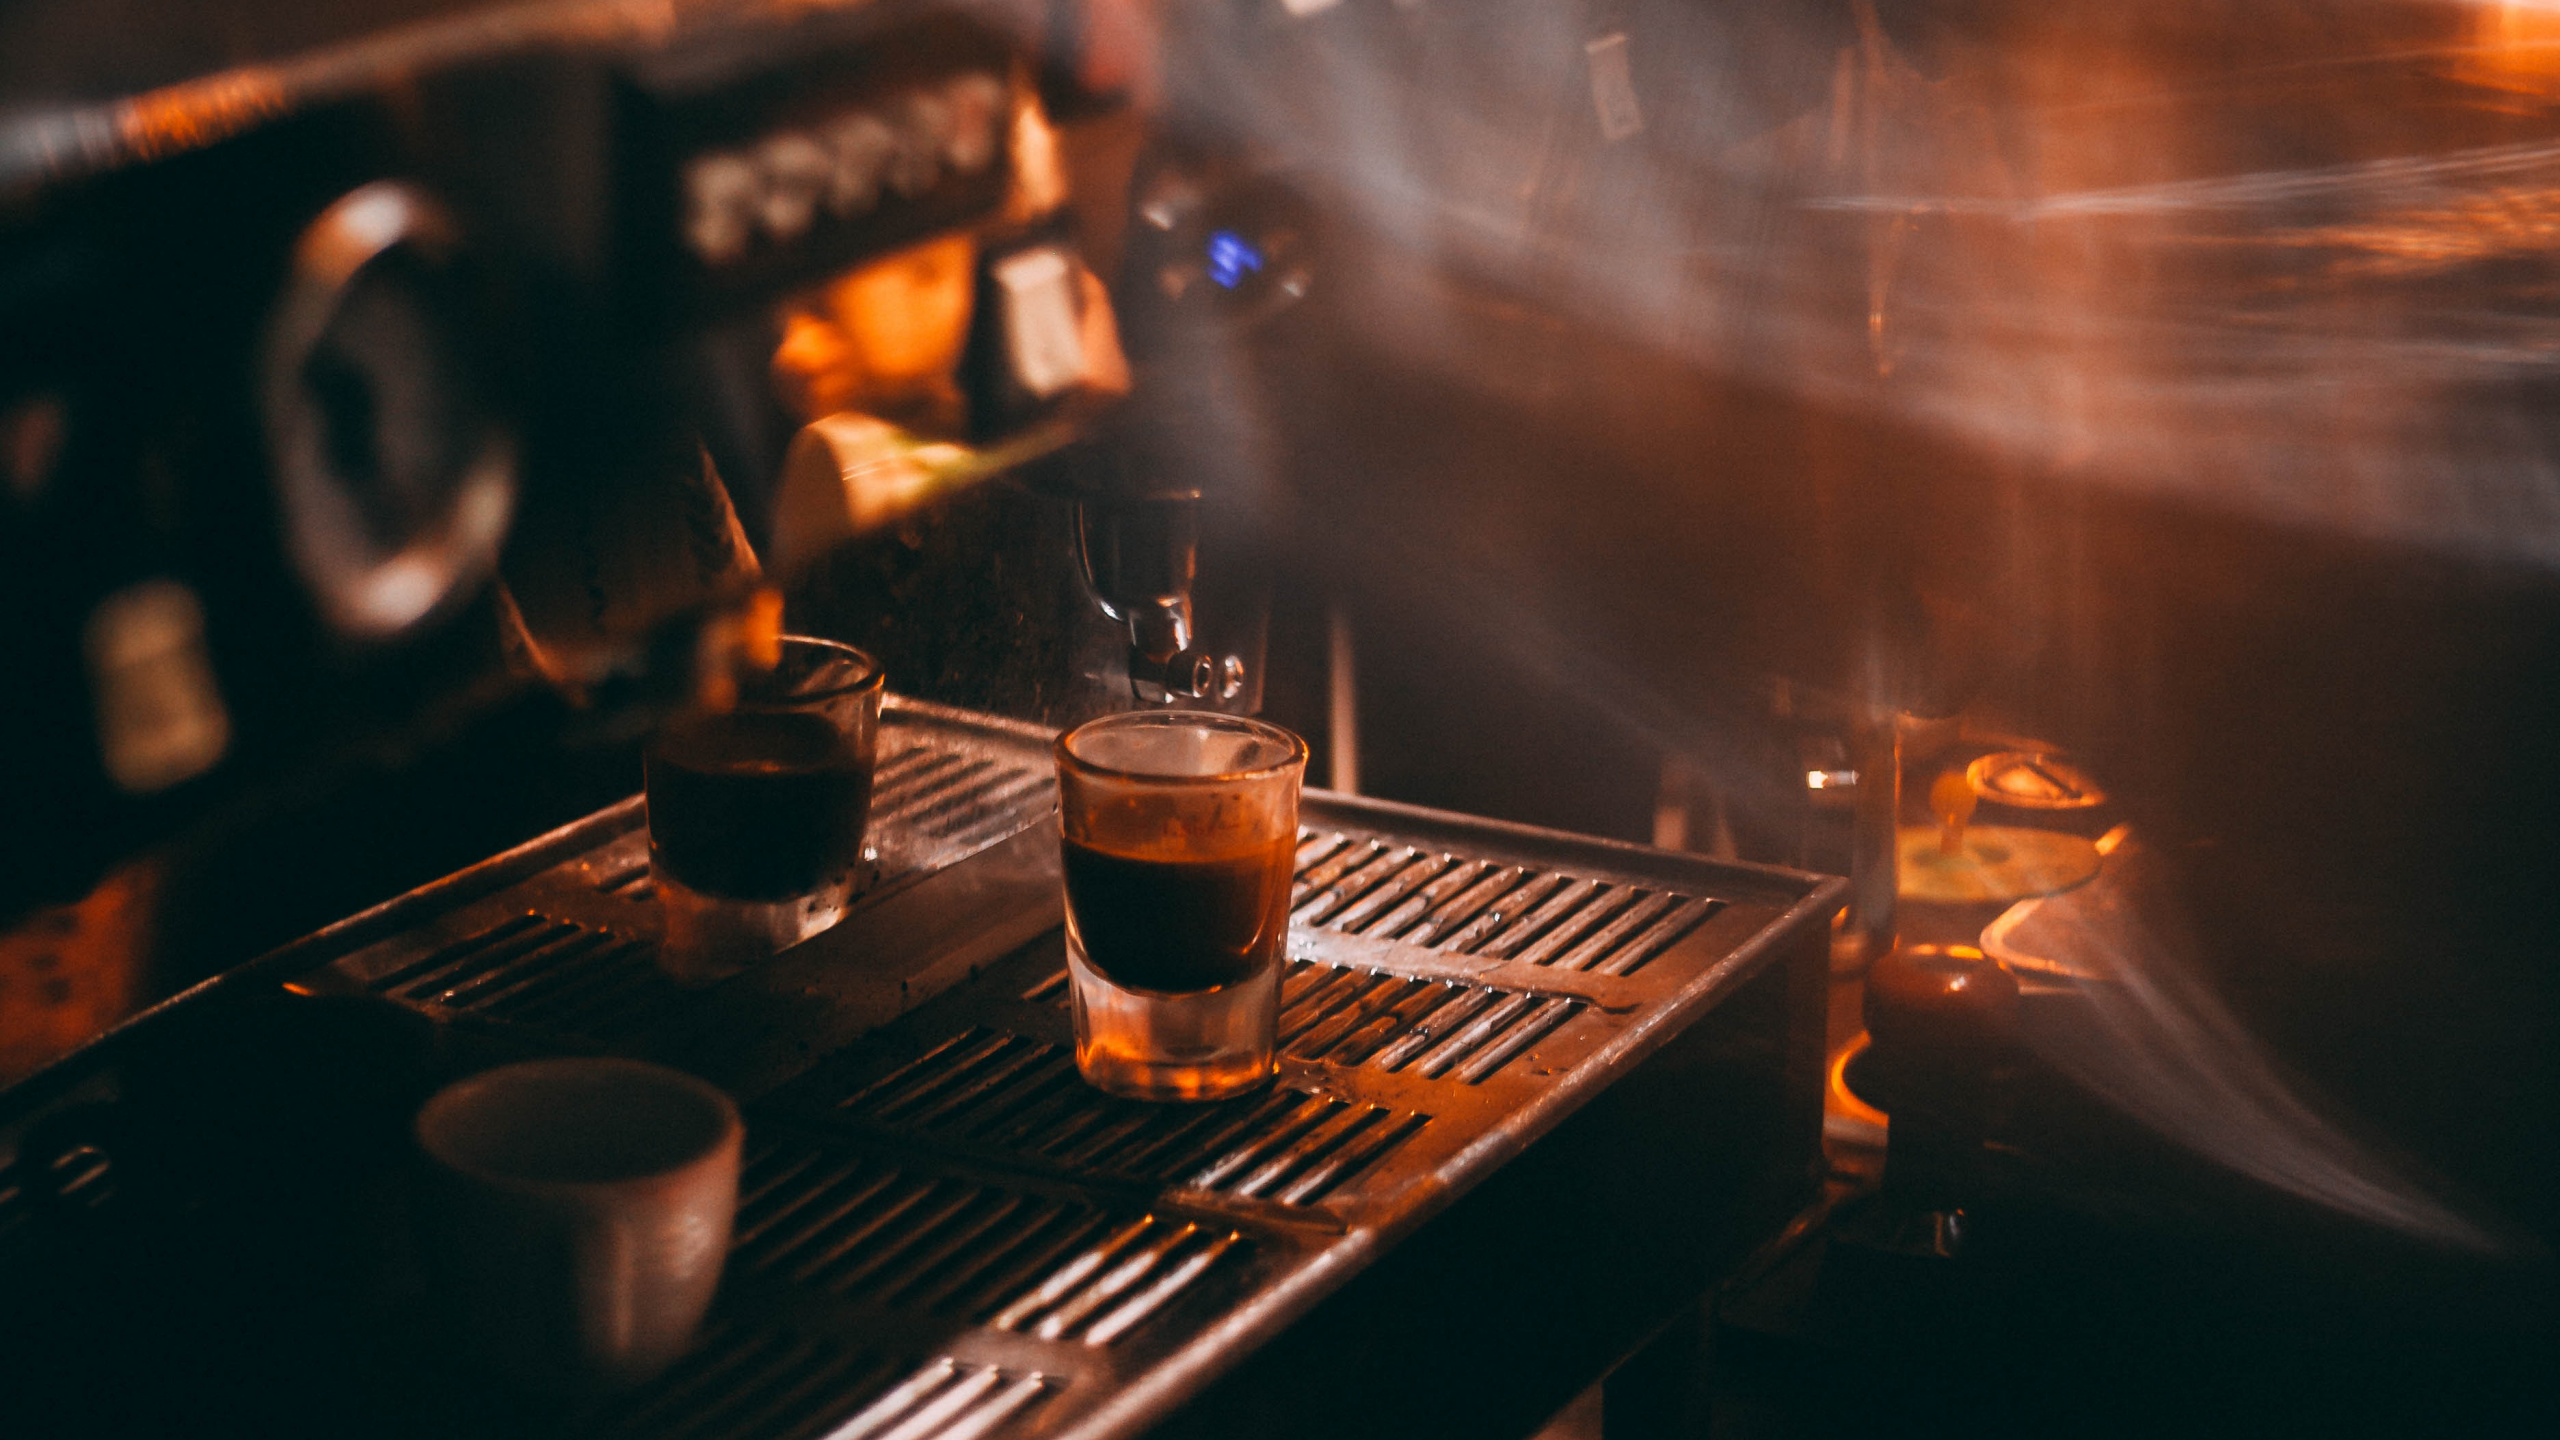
645, 636, 884, 984
1055, 711, 1307, 1101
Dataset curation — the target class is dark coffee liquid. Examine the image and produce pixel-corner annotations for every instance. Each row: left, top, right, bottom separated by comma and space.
1061, 837, 1294, 994
646, 710, 873, 900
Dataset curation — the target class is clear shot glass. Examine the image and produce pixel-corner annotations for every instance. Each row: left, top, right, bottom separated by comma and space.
645, 636, 884, 984
1055, 711, 1307, 1101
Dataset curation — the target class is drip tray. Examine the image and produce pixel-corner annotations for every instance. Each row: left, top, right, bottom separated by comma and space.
0, 697, 1842, 1440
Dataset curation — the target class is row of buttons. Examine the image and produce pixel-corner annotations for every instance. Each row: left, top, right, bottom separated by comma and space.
681, 70, 1008, 266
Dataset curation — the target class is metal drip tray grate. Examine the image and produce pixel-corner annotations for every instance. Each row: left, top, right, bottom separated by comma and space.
581, 724, 1058, 916
986, 1215, 1241, 1346
814, 1358, 1055, 1440
825, 1027, 1428, 1206
731, 1132, 1246, 1343
586, 1329, 1049, 1440
1293, 829, 1722, 975
364, 913, 676, 1040
298, 702, 1062, 1051
1031, 959, 1583, 1084
2, 696, 1840, 1440
872, 748, 1054, 855
1280, 961, 1582, 1082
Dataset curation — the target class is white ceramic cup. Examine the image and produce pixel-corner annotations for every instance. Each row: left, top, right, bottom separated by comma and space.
414, 1058, 744, 1395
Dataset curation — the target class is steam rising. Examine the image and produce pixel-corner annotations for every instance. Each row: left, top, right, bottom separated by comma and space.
1998, 850, 2520, 1255
1168, 0, 2560, 565
1158, 1, 2558, 1248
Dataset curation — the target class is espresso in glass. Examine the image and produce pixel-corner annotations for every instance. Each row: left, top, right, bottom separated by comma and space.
647, 709, 873, 901
1059, 837, 1296, 995
645, 637, 882, 983
1055, 712, 1307, 1101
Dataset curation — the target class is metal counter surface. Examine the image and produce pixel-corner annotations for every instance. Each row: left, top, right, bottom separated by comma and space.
0, 696, 1840, 1440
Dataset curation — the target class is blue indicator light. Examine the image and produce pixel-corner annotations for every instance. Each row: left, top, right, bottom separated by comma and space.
1206, 229, 1264, 290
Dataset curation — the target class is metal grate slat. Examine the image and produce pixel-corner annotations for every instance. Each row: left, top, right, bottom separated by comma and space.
249, 700, 1829, 1440
1294, 837, 1384, 896
1328, 852, 1457, 933
1590, 896, 1723, 976
1361, 858, 1495, 941
1422, 871, 1566, 953
1293, 846, 1424, 927
830, 1032, 1425, 1203
1282, 833, 1725, 974
734, 1137, 1246, 1346
1550, 891, 1679, 972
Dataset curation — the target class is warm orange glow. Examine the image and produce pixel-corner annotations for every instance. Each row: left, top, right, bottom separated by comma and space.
772, 235, 978, 428
116, 71, 289, 162
1928, 771, 1977, 856
0, 865, 151, 1083
2462, 2, 2560, 92
2283, 183, 2560, 276
1826, 1031, 1890, 1138
741, 587, 785, 670
771, 231, 1128, 433
1005, 80, 1070, 224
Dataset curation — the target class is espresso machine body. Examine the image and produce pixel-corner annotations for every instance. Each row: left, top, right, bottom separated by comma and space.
0, 0, 1180, 953
0, 7, 1841, 1439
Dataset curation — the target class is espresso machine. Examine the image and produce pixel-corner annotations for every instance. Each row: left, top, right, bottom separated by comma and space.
0, 4, 1840, 1438
7, 1, 2560, 1436
0, 0, 1290, 980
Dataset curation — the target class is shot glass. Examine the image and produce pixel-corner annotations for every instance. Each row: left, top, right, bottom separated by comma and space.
646, 636, 883, 984
1055, 711, 1307, 1101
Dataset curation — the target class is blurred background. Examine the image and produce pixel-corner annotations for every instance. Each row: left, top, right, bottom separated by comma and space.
6, 0, 2560, 1427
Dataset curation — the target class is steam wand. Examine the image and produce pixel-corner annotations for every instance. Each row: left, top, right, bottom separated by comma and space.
1073, 490, 1241, 704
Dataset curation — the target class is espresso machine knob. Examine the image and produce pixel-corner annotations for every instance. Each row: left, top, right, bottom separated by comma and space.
259, 181, 515, 643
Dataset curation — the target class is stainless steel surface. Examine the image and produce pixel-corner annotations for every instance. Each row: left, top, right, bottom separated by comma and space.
1965, 752, 2105, 812
2, 694, 1838, 1440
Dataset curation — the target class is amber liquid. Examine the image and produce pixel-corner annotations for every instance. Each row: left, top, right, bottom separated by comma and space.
1060, 837, 1295, 994
646, 710, 873, 900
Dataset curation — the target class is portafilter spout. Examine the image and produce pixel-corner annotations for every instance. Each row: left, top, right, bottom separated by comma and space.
1073, 488, 1238, 704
